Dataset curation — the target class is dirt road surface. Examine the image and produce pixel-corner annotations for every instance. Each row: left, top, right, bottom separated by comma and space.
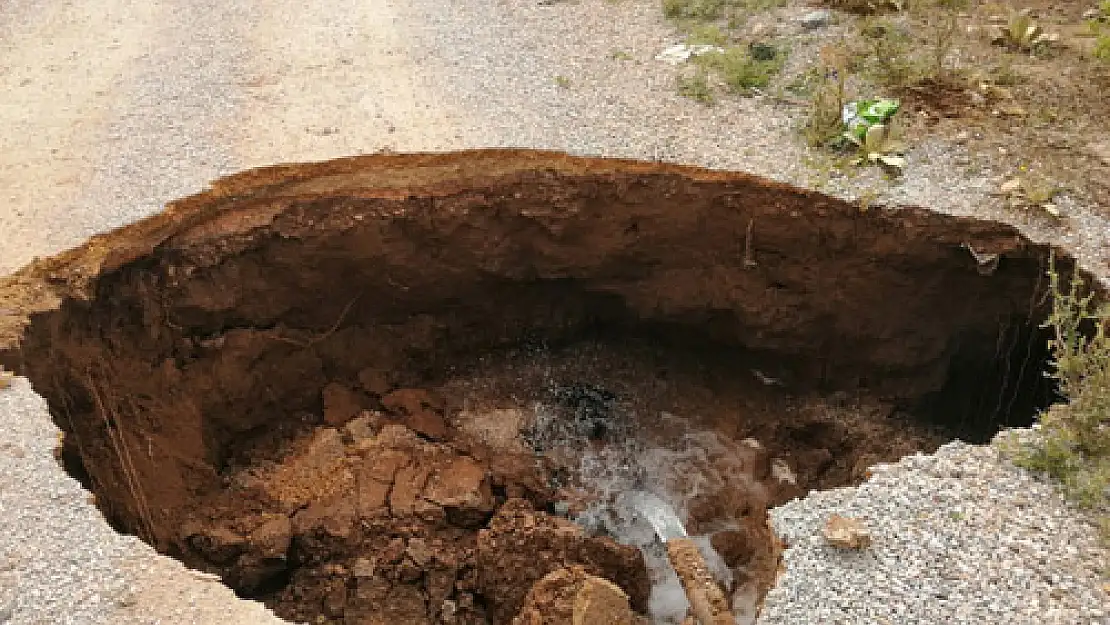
1, 0, 1106, 623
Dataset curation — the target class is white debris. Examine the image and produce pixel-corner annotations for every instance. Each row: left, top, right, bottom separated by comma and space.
654, 43, 724, 65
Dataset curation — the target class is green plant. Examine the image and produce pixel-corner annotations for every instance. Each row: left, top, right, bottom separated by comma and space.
1096, 33, 1110, 61
609, 49, 635, 61
925, 0, 970, 80
677, 68, 716, 104
1013, 256, 1110, 512
687, 24, 729, 46
992, 8, 1059, 52
554, 75, 572, 89
695, 44, 786, 94
860, 17, 919, 87
828, 0, 906, 14
844, 123, 907, 170
663, 0, 731, 20
802, 45, 851, 147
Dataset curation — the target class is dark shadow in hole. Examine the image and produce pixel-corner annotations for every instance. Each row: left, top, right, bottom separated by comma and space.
916, 320, 1058, 443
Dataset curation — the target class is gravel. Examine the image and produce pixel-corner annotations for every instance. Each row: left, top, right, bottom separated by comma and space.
0, 377, 284, 625
0, 0, 1107, 623
760, 438, 1108, 625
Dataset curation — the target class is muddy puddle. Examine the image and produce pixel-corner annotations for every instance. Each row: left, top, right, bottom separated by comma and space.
0, 150, 1075, 623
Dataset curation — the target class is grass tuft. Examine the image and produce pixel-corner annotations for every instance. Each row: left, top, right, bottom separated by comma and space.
695, 44, 786, 94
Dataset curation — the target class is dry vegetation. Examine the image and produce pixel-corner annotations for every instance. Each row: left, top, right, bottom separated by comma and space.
662, 0, 1110, 207
1012, 258, 1109, 537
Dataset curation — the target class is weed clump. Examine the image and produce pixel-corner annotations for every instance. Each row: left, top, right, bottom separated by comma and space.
695, 44, 786, 94
662, 0, 732, 20
677, 69, 716, 104
1013, 257, 1109, 514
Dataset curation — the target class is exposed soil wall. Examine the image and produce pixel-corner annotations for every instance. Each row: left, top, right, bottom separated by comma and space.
0, 149, 1081, 622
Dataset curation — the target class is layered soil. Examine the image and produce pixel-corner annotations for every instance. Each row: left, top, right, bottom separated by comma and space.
0, 149, 1080, 623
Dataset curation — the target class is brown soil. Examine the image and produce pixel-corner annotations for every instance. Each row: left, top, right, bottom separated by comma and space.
853, 1, 1110, 210
0, 150, 1086, 623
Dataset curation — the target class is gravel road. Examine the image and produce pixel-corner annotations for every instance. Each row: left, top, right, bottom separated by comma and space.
0, 0, 1106, 623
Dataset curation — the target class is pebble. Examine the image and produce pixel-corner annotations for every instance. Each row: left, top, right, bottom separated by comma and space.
758, 436, 1109, 625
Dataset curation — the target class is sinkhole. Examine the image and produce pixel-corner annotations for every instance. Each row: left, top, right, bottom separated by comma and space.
0, 150, 1083, 624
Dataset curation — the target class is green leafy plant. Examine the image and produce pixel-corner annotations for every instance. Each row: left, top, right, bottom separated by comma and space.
860, 17, 918, 87
554, 75, 572, 89
844, 123, 906, 170
992, 8, 1059, 52
1013, 256, 1109, 512
609, 49, 635, 61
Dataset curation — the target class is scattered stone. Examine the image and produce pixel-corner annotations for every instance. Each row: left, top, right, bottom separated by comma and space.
823, 514, 872, 549
799, 10, 832, 30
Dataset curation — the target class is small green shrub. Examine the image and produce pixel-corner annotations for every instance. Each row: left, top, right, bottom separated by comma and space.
695, 44, 786, 94
677, 69, 716, 104
663, 0, 730, 20
686, 24, 729, 46
802, 45, 851, 147
1095, 33, 1110, 62
992, 7, 1059, 54
1014, 256, 1110, 512
859, 17, 919, 87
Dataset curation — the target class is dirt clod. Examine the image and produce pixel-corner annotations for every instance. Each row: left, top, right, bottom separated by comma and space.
478, 499, 651, 623
823, 514, 873, 550
513, 566, 634, 625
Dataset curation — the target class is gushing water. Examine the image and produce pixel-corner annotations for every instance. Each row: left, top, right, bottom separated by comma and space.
622, 490, 687, 542
525, 385, 765, 624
